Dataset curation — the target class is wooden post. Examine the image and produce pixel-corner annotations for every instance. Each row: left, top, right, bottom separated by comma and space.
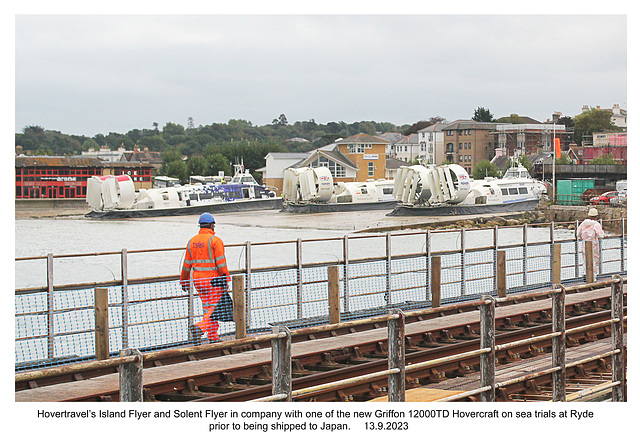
232, 275, 247, 339
46, 253, 55, 360
94, 287, 109, 360
271, 325, 292, 401
496, 250, 506, 298
387, 309, 405, 402
611, 275, 625, 402
585, 241, 594, 283
328, 265, 341, 325
552, 285, 566, 402
430, 256, 441, 308
119, 348, 143, 402
552, 244, 562, 285
480, 296, 496, 402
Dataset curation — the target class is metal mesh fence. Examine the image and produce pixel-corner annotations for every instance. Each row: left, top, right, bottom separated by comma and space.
15, 229, 627, 373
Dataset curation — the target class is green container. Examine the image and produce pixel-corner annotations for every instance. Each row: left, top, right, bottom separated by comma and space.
556, 179, 595, 205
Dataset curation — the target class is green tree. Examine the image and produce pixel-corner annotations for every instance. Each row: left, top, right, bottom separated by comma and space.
206, 153, 232, 176
590, 154, 619, 165
165, 160, 189, 182
82, 138, 100, 151
518, 155, 533, 171
188, 155, 208, 176
472, 160, 499, 179
472, 107, 494, 122
573, 108, 619, 146
272, 114, 288, 126
555, 155, 571, 165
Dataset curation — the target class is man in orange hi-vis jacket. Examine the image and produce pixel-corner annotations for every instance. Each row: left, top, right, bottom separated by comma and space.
180, 213, 231, 343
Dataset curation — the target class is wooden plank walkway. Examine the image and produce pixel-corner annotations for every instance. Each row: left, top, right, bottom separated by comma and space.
16, 286, 621, 402
368, 335, 621, 402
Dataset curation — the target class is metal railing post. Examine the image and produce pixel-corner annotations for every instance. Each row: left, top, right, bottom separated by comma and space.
271, 325, 292, 401
387, 309, 405, 402
342, 235, 350, 313
611, 275, 625, 401
119, 348, 143, 402
552, 285, 566, 401
121, 248, 129, 349
480, 296, 496, 402
460, 229, 466, 296
386, 233, 392, 306
245, 241, 252, 329
94, 287, 110, 360
46, 253, 54, 360
426, 230, 431, 304
296, 238, 303, 319
493, 226, 498, 295
620, 218, 625, 272
574, 220, 580, 279
522, 224, 528, 287
232, 275, 247, 339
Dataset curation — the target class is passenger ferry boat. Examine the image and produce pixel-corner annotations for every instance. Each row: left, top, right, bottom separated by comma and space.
389, 162, 546, 216
280, 167, 397, 213
85, 165, 281, 218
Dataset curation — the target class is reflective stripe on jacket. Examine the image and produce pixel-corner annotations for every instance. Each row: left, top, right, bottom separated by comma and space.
180, 228, 230, 284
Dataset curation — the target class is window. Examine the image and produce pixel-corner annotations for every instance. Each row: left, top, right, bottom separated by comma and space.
347, 143, 371, 153
508, 188, 519, 195
501, 188, 509, 195
368, 162, 374, 177
518, 187, 528, 194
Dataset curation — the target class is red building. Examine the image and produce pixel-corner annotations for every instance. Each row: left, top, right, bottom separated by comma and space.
15, 156, 154, 199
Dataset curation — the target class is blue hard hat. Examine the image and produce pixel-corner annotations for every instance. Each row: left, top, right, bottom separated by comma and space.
198, 213, 215, 224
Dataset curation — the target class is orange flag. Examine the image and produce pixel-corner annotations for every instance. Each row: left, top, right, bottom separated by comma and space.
554, 138, 561, 158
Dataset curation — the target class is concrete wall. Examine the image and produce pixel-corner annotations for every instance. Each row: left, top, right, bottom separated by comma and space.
16, 199, 90, 211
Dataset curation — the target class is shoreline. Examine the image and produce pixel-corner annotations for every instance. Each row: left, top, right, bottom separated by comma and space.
14, 205, 543, 233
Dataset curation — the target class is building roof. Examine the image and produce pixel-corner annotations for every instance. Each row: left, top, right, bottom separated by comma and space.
15, 156, 105, 167
417, 123, 445, 133
396, 133, 419, 144
293, 149, 358, 170
442, 120, 500, 131
336, 133, 390, 145
121, 151, 163, 164
265, 152, 310, 160
15, 155, 154, 168
384, 157, 407, 170
375, 132, 406, 143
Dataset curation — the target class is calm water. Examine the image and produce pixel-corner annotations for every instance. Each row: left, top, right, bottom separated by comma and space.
14, 216, 574, 289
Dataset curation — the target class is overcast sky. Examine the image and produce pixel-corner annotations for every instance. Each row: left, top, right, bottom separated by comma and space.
14, 13, 627, 137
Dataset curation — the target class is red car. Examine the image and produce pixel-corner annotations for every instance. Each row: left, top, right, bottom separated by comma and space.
590, 191, 623, 205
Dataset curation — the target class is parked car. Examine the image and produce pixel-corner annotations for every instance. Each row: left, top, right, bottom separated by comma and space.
590, 191, 624, 205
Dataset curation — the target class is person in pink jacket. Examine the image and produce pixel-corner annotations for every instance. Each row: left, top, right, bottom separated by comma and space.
576, 208, 605, 273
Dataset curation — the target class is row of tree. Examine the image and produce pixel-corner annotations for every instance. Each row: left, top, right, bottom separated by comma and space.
16, 107, 622, 182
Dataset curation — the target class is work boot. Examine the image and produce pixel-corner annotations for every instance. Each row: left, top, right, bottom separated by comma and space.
189, 325, 204, 344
